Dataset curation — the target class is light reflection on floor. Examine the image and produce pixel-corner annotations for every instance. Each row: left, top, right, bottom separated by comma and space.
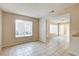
0, 36, 74, 56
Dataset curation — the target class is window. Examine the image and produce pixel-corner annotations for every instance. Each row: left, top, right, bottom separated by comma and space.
50, 24, 58, 35
15, 19, 32, 37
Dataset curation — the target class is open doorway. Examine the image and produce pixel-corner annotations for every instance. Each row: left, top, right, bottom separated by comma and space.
58, 23, 70, 48
47, 13, 70, 49
57, 14, 70, 48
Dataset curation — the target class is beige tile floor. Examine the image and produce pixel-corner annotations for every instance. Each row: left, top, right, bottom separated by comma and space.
0, 41, 74, 56
0, 36, 76, 56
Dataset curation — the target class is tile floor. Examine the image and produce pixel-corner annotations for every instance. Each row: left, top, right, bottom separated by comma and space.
0, 36, 75, 56
0, 41, 74, 56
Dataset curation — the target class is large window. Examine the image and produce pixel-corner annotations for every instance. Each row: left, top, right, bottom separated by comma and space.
50, 24, 58, 35
15, 19, 32, 37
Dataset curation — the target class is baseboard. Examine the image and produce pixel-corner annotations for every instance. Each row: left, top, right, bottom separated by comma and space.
2, 40, 39, 48
39, 40, 46, 43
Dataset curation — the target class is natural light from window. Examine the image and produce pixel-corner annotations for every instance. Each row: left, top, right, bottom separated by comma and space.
15, 19, 32, 37
50, 24, 58, 35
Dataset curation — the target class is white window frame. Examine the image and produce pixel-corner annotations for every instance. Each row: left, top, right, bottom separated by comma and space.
50, 24, 58, 35
15, 19, 33, 37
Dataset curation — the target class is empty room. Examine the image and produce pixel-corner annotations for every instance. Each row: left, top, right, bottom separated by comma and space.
0, 3, 79, 56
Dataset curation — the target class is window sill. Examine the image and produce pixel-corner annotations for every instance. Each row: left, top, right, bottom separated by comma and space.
16, 35, 32, 38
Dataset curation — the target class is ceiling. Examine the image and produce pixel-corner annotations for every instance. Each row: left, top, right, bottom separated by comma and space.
0, 3, 76, 18
50, 13, 70, 23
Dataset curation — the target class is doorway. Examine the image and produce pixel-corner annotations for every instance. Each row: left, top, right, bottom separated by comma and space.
58, 23, 70, 48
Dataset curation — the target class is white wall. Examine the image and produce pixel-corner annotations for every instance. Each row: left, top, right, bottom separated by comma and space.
39, 17, 46, 42
70, 8, 79, 55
